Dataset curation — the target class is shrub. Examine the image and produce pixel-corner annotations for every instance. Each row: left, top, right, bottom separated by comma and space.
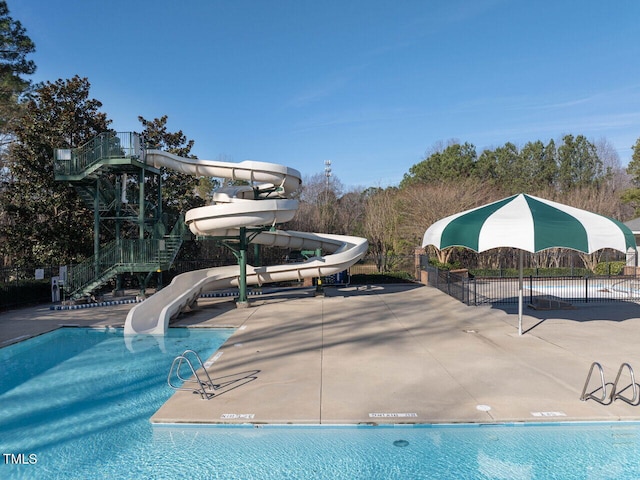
427, 258, 460, 271
350, 272, 415, 284
594, 261, 626, 276
0, 280, 51, 310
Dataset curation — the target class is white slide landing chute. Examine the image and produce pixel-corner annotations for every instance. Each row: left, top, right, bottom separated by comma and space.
124, 151, 368, 335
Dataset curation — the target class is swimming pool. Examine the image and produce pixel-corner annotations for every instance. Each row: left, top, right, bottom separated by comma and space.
529, 279, 640, 300
2, 328, 640, 479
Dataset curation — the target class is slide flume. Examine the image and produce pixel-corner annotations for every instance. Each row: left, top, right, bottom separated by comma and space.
124, 151, 368, 335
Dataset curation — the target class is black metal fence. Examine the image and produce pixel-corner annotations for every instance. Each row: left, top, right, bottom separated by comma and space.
16, 253, 633, 310
0, 265, 64, 311
0, 254, 421, 311
424, 265, 640, 306
348, 255, 418, 277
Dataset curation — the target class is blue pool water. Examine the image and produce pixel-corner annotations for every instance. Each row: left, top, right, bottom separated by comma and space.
2, 328, 640, 479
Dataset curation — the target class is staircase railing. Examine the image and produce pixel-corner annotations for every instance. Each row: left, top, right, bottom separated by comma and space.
159, 215, 188, 269
65, 215, 187, 299
65, 241, 113, 296
54, 132, 143, 178
73, 177, 117, 211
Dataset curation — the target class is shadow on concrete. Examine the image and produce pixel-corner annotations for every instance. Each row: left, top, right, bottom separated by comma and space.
211, 369, 260, 398
172, 284, 425, 328
205, 284, 463, 374
491, 300, 640, 334
331, 283, 423, 297
171, 298, 240, 327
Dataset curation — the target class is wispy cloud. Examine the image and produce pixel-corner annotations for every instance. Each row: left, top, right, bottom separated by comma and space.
400, 0, 510, 41
285, 75, 350, 109
285, 63, 368, 109
290, 105, 421, 134
458, 110, 640, 157
532, 84, 640, 111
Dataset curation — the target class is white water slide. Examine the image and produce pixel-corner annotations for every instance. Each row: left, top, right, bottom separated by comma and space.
124, 151, 368, 335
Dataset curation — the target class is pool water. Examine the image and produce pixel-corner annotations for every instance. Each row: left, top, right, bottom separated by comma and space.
2, 328, 640, 479
0, 327, 231, 479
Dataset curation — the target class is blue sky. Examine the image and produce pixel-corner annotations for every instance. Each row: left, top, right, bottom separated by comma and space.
12, 0, 640, 190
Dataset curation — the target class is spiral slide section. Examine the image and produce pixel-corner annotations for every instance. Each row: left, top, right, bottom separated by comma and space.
124, 151, 368, 335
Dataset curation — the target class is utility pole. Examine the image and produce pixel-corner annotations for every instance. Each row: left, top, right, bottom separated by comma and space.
324, 160, 331, 193
323, 160, 331, 232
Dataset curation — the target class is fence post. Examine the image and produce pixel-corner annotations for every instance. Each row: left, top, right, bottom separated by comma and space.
463, 278, 468, 304
529, 275, 533, 305
473, 277, 477, 305
585, 276, 589, 303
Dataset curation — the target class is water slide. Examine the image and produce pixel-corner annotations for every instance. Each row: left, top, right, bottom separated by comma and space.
124, 151, 368, 335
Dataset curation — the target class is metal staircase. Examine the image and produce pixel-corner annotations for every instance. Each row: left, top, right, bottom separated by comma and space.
72, 177, 117, 212
54, 131, 143, 180
64, 217, 187, 299
54, 132, 186, 300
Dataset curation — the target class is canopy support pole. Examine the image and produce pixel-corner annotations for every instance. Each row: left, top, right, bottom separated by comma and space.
518, 250, 523, 336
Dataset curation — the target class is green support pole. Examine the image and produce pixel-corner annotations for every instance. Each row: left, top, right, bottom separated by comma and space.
157, 171, 163, 222
138, 167, 145, 239
237, 227, 248, 307
114, 175, 122, 296
94, 178, 100, 278
315, 248, 324, 296
254, 243, 261, 267
115, 176, 121, 246
156, 170, 163, 291
137, 167, 146, 297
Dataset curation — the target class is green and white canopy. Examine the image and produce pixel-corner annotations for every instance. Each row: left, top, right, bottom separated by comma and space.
422, 193, 635, 255
422, 193, 636, 335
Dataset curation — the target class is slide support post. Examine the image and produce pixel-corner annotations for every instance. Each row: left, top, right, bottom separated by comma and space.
237, 227, 249, 307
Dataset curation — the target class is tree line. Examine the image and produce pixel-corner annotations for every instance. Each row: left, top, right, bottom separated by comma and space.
288, 135, 640, 272
0, 0, 639, 274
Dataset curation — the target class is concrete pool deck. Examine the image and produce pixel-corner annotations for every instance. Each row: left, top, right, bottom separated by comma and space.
3, 284, 640, 425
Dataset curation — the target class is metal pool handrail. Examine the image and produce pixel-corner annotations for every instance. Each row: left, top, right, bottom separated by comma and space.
167, 349, 218, 400
611, 362, 638, 405
580, 362, 609, 404
581, 361, 640, 406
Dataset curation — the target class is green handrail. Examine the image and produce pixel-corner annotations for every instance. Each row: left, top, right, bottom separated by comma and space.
54, 132, 143, 178
66, 215, 187, 298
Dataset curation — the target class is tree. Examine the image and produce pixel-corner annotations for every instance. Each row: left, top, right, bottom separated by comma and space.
0, 0, 35, 150
625, 138, 640, 187
476, 140, 558, 192
137, 115, 208, 228
621, 138, 640, 215
522, 140, 558, 190
289, 172, 344, 234
400, 141, 477, 187
557, 134, 604, 191
540, 139, 559, 188
493, 142, 520, 191
595, 137, 629, 193
0, 76, 110, 265
335, 189, 366, 236
397, 179, 500, 264
362, 186, 400, 271
474, 148, 497, 183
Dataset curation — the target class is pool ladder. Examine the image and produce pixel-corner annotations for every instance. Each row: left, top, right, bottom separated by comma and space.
580, 362, 639, 405
168, 349, 219, 399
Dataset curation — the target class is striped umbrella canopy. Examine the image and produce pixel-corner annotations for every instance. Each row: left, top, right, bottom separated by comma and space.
423, 193, 635, 254
422, 193, 636, 334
